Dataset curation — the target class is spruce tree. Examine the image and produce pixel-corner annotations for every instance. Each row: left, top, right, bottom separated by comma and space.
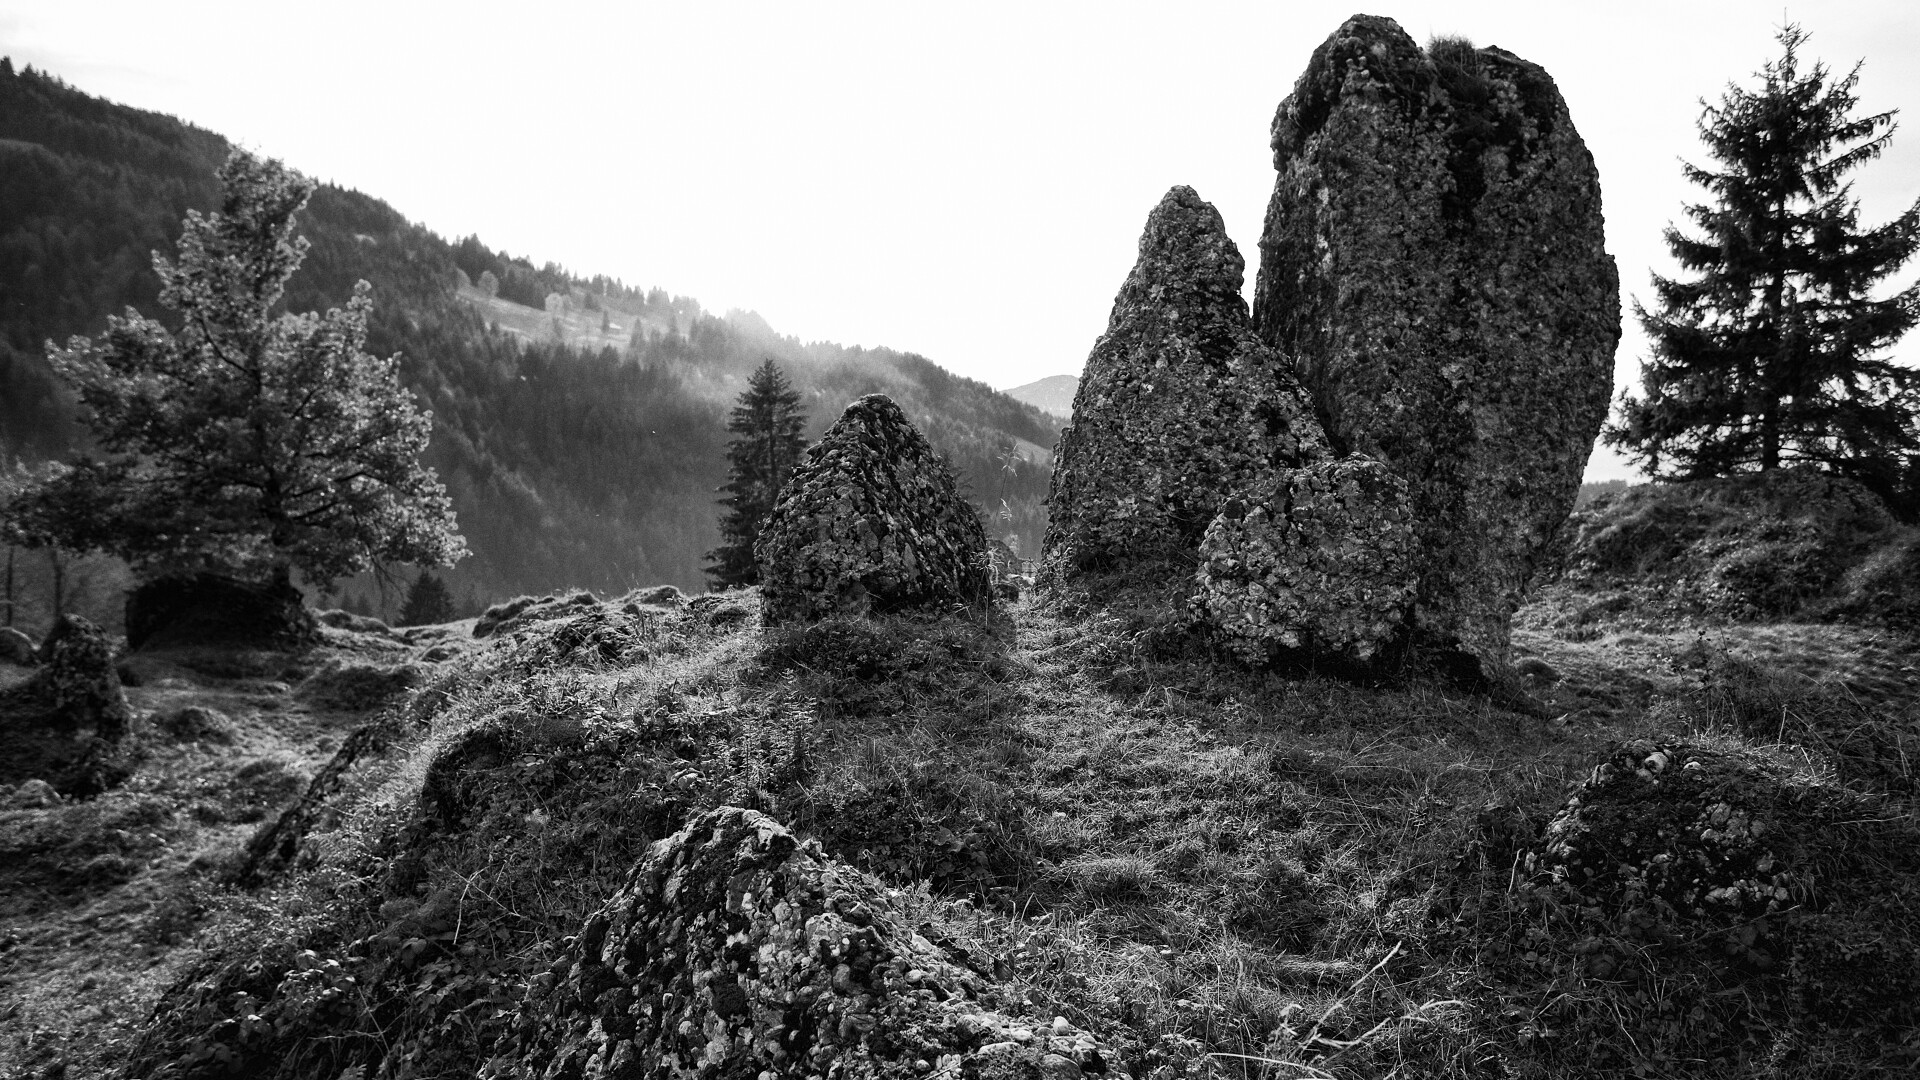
398, 569, 455, 626
705, 359, 808, 589
1607, 25, 1920, 503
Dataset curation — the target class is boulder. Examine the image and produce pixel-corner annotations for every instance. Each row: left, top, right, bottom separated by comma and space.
0, 626, 35, 666
756, 395, 991, 624
34, 614, 133, 743
1254, 16, 1619, 676
1194, 456, 1416, 666
126, 570, 316, 651
1525, 739, 1920, 1048
1042, 186, 1328, 581
506, 806, 1121, 1078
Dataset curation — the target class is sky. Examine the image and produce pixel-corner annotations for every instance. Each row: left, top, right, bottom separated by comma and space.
3, 1, 1918, 481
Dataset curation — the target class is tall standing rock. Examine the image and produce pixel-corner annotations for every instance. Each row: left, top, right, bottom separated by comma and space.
1254, 16, 1620, 676
756, 394, 990, 624
1043, 185, 1328, 581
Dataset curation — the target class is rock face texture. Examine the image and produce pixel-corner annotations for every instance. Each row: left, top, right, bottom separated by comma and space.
1524, 740, 1920, 1047
757, 395, 990, 624
1043, 186, 1329, 580
1194, 456, 1416, 665
1253, 16, 1620, 675
515, 806, 1118, 1078
32, 614, 132, 742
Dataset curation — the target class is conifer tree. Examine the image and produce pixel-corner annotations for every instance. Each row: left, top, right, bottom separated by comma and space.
705, 359, 808, 589
1607, 26, 1920, 504
4, 149, 466, 587
398, 569, 455, 626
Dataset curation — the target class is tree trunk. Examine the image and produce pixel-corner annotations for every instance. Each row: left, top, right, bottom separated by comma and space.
4, 544, 13, 628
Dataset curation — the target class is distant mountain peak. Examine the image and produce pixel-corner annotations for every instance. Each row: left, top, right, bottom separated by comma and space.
1003, 374, 1078, 418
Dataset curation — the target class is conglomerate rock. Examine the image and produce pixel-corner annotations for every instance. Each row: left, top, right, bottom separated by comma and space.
1194, 456, 1415, 665
506, 806, 1122, 1079
1524, 739, 1920, 1040
1043, 186, 1329, 581
757, 395, 990, 624
1253, 15, 1620, 677
32, 614, 132, 742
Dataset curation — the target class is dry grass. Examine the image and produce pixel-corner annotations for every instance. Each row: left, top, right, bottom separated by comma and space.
10, 575, 1916, 1078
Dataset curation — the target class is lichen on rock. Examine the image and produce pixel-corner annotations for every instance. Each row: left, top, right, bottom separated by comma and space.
1254, 15, 1620, 678
501, 806, 1119, 1079
1525, 738, 1920, 1045
1042, 185, 1328, 583
757, 394, 991, 624
1193, 456, 1415, 666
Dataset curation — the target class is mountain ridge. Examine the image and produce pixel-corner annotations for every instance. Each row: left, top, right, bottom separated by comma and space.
0, 59, 1060, 615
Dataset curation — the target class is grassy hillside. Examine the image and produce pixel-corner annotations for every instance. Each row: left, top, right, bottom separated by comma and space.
0, 61, 1060, 617
3, 547, 1916, 1077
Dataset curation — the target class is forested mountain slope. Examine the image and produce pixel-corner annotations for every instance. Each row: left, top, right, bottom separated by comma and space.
0, 59, 1059, 607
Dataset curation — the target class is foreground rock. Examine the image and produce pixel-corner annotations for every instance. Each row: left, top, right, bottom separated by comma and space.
1194, 456, 1416, 666
499, 806, 1121, 1078
1524, 740, 1920, 1059
0, 615, 135, 796
1042, 186, 1327, 581
757, 395, 990, 624
1254, 15, 1619, 677
10, 615, 132, 742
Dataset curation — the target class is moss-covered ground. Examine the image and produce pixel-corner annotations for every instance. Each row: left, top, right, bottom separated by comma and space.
1, 573, 1915, 1078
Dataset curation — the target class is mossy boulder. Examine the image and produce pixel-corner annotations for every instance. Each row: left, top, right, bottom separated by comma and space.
1042, 185, 1328, 581
1523, 739, 1920, 1061
1193, 456, 1415, 666
757, 395, 990, 624
1255, 15, 1619, 676
497, 806, 1123, 1079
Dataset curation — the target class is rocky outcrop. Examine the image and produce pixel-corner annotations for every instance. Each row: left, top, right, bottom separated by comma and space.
32, 614, 132, 742
1524, 740, 1920, 1044
509, 806, 1124, 1078
1254, 16, 1620, 677
1194, 456, 1416, 665
125, 570, 317, 651
1043, 186, 1328, 580
757, 395, 991, 624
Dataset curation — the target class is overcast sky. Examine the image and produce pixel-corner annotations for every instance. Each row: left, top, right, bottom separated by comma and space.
4, 1, 1918, 480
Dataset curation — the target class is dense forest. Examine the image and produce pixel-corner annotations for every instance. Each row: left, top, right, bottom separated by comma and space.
0, 59, 1059, 625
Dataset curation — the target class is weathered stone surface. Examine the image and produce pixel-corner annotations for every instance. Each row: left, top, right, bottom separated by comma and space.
1254, 16, 1620, 676
508, 806, 1121, 1079
34, 614, 132, 742
125, 570, 317, 651
1043, 186, 1328, 580
0, 626, 35, 666
1194, 456, 1415, 665
1526, 740, 1920, 1038
757, 395, 990, 624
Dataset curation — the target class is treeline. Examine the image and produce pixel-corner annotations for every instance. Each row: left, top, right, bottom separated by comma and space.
0, 59, 1059, 618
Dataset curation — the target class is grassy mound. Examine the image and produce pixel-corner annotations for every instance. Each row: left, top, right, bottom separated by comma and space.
1563, 471, 1908, 623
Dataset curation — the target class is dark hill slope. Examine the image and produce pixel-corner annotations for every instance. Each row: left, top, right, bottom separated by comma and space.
0, 61, 1060, 601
